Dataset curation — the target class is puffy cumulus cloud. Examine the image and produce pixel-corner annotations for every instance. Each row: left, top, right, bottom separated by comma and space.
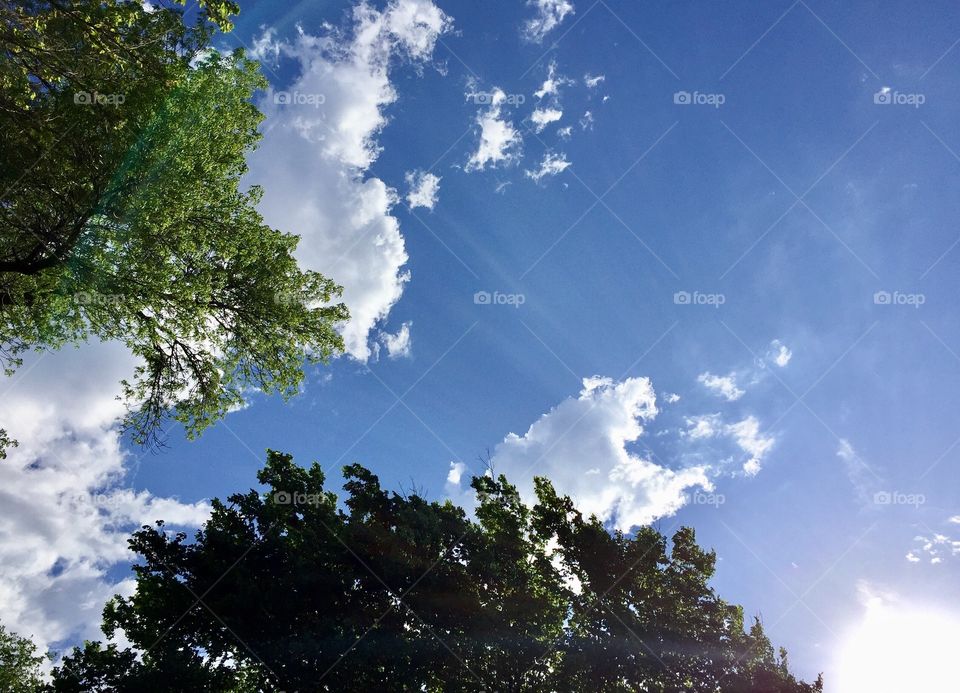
684, 413, 722, 440
470, 376, 711, 531
0, 345, 210, 656
404, 169, 441, 210
522, 0, 575, 43
697, 371, 744, 401
446, 460, 468, 487
247, 0, 453, 361
379, 320, 413, 359
908, 523, 960, 565
525, 151, 571, 183
465, 88, 523, 171
530, 107, 563, 133
764, 339, 792, 368
444, 460, 482, 509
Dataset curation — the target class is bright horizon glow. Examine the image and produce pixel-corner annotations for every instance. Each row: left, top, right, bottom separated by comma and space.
836, 602, 960, 692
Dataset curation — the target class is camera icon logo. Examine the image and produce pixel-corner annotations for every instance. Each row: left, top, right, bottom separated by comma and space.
873, 291, 891, 305
673, 291, 691, 305
74, 91, 93, 105
273, 491, 292, 505
472, 92, 493, 105
274, 91, 292, 105
474, 291, 492, 305
673, 91, 692, 105
873, 491, 892, 505
874, 90, 892, 105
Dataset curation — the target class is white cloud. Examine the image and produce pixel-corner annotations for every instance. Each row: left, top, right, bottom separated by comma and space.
767, 339, 793, 367
584, 73, 605, 88
534, 61, 573, 100
836, 438, 878, 503
465, 88, 523, 170
523, 0, 575, 43
474, 376, 711, 531
909, 523, 960, 564
247, 0, 452, 361
950, 516, 960, 524
530, 107, 563, 132
579, 110, 594, 130
525, 151, 571, 182
446, 461, 467, 486
698, 371, 745, 401
380, 320, 413, 359
726, 416, 774, 475
405, 169, 441, 210
681, 412, 776, 476
557, 125, 572, 139
0, 346, 210, 657
247, 27, 281, 67
444, 460, 479, 509
684, 413, 722, 440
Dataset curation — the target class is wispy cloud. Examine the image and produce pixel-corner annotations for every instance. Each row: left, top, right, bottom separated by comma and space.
522, 0, 575, 43
526, 151, 571, 182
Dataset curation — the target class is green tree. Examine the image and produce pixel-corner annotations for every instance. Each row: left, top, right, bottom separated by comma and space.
0, 622, 45, 692
0, 0, 347, 447
50, 451, 824, 692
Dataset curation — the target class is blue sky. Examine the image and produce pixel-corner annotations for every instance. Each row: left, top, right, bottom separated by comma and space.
4, 0, 960, 688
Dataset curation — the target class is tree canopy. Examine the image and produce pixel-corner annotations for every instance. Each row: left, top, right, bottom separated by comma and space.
42, 452, 823, 692
0, 0, 347, 446
0, 623, 46, 692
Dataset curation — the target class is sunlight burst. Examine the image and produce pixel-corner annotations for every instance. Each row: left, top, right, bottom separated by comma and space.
837, 603, 960, 692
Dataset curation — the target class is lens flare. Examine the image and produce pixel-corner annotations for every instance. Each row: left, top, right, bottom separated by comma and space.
837, 603, 960, 692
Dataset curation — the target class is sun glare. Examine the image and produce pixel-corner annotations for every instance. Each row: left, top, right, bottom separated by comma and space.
837, 603, 960, 692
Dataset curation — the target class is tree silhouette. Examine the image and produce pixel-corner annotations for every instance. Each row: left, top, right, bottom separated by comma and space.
47, 451, 823, 692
